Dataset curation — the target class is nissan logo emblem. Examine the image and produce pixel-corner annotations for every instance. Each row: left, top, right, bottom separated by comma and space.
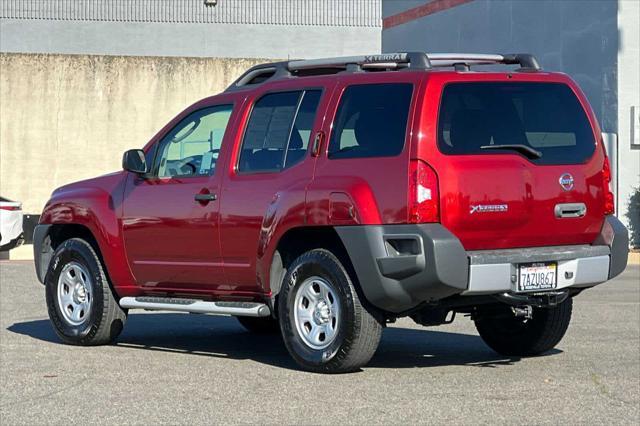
559, 173, 574, 191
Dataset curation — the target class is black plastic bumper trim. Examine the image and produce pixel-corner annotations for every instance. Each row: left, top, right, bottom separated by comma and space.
335, 224, 468, 314
598, 215, 629, 279
33, 224, 53, 284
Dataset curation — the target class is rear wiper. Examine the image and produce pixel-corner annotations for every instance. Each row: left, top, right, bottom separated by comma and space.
480, 144, 542, 159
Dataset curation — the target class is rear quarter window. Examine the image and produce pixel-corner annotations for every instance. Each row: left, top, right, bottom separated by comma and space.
437, 82, 596, 165
328, 83, 413, 159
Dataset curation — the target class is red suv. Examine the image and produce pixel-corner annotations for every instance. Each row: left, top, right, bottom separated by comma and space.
34, 53, 628, 373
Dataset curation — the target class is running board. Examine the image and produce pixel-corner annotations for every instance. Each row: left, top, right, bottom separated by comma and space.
119, 297, 271, 317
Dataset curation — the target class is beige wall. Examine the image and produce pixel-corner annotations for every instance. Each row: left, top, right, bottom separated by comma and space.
0, 53, 265, 213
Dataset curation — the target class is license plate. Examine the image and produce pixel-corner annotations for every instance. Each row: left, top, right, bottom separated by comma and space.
517, 262, 557, 292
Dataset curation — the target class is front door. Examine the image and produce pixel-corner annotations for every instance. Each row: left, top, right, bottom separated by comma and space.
121, 103, 235, 293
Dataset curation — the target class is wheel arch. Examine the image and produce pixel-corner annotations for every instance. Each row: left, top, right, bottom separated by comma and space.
48, 223, 101, 252
36, 186, 136, 293
267, 226, 382, 320
35, 223, 106, 284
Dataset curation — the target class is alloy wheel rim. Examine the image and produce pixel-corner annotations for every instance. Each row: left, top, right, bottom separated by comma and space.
293, 276, 340, 350
57, 262, 92, 326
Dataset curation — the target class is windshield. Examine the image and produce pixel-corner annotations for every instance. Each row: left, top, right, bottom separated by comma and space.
437, 82, 596, 165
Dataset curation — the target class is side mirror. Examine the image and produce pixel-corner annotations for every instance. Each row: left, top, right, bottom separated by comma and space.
122, 149, 148, 174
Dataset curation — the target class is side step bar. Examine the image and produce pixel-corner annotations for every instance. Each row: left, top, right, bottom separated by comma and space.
119, 297, 271, 317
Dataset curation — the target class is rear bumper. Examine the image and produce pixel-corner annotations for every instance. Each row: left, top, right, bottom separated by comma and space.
335, 215, 628, 314
463, 245, 610, 295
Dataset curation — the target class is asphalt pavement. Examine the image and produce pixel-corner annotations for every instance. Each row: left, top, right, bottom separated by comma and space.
1, 260, 638, 425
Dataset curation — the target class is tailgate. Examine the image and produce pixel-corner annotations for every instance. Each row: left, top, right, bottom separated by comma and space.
428, 81, 606, 250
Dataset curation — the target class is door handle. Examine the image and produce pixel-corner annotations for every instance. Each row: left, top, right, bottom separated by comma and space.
195, 193, 217, 202
554, 203, 586, 218
311, 131, 324, 157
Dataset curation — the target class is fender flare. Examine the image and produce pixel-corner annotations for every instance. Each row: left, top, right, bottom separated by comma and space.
37, 187, 134, 291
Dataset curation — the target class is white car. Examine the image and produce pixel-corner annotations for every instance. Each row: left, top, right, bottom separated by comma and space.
0, 196, 24, 251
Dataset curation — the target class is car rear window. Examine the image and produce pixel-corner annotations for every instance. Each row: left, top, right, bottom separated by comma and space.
437, 82, 595, 165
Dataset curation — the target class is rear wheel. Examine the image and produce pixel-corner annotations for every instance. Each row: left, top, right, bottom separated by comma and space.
45, 238, 127, 345
278, 249, 382, 373
236, 316, 279, 334
474, 298, 572, 356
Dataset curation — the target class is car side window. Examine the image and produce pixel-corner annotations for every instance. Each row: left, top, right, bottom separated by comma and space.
238, 89, 321, 173
285, 90, 322, 169
328, 83, 413, 159
153, 105, 233, 178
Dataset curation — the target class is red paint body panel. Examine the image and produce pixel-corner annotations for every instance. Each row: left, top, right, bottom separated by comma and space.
38, 67, 608, 300
307, 72, 424, 226
121, 174, 225, 292
40, 172, 138, 295
414, 72, 606, 250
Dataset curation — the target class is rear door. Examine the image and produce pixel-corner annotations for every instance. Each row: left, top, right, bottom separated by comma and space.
420, 74, 606, 250
218, 79, 333, 293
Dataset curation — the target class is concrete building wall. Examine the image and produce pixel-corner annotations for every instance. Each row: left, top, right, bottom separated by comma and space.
0, 0, 382, 59
617, 0, 640, 229
382, 0, 639, 230
0, 53, 265, 213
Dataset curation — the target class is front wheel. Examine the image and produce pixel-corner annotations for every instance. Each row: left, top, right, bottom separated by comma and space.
45, 238, 127, 346
474, 298, 573, 356
278, 249, 382, 373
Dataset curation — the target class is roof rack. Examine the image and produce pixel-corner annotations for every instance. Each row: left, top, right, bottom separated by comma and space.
225, 52, 541, 92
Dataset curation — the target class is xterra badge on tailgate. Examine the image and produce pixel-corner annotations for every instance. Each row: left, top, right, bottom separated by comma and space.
469, 204, 509, 214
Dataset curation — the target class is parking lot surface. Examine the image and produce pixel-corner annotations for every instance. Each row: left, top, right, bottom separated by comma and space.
1, 261, 638, 425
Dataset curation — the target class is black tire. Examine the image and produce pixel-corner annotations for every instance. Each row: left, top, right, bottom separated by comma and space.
474, 298, 573, 356
236, 316, 280, 334
45, 238, 127, 345
278, 249, 382, 373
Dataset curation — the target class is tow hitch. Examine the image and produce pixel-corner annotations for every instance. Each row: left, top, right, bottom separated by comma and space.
494, 290, 569, 308
512, 305, 533, 319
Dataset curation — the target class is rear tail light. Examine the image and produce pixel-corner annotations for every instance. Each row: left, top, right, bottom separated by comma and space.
602, 155, 615, 215
0, 205, 21, 211
408, 159, 440, 223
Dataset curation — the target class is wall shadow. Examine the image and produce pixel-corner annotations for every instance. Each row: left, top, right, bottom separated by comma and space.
8, 313, 562, 371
